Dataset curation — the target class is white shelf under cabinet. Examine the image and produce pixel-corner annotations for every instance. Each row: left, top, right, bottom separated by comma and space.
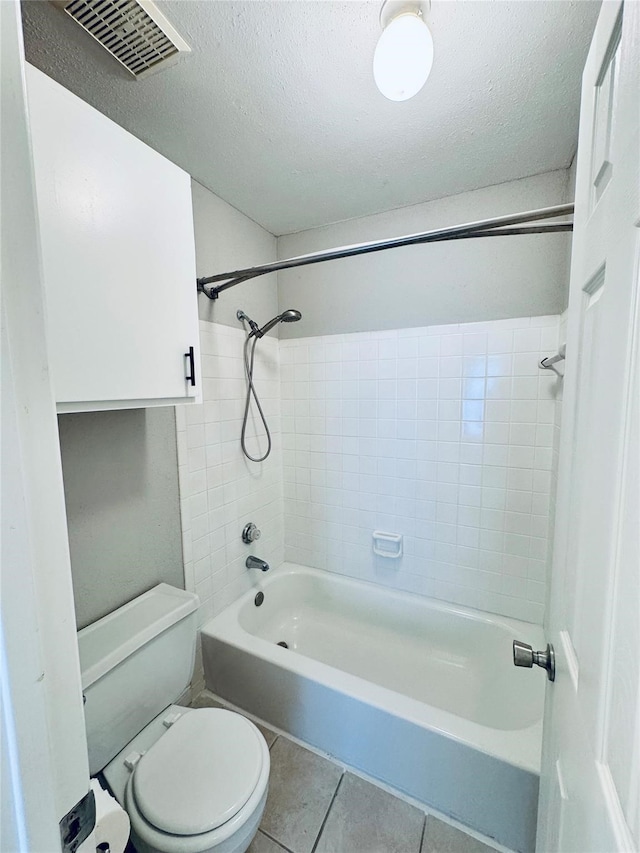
26, 65, 201, 412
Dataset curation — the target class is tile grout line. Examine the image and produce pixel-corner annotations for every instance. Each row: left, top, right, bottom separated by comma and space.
258, 827, 296, 853
310, 771, 345, 853
418, 812, 428, 853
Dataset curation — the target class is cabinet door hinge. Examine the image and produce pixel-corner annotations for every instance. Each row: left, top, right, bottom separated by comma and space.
59, 788, 95, 853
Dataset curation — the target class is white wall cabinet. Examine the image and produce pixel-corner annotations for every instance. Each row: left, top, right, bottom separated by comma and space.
26, 65, 201, 413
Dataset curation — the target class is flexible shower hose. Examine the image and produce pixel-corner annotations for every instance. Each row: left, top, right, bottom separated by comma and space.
240, 332, 272, 462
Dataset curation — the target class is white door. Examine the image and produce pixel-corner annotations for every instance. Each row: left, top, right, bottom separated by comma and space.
1, 1, 92, 849
536, 2, 639, 851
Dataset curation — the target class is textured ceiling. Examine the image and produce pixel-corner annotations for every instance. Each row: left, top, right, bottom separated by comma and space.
21, 0, 599, 235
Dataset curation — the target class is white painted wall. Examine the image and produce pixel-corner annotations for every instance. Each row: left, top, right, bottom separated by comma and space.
278, 170, 572, 338
193, 180, 279, 330
58, 408, 184, 628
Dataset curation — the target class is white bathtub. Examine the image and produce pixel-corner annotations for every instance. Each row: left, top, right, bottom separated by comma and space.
201, 563, 546, 852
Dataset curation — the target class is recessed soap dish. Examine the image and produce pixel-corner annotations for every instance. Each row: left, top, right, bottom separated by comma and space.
372, 530, 403, 559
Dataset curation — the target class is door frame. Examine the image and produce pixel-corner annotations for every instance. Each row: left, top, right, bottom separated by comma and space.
1, 1, 90, 848
537, 1, 639, 849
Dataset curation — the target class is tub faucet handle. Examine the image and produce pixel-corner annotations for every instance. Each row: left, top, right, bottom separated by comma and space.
513, 639, 555, 682
242, 522, 261, 544
246, 555, 270, 572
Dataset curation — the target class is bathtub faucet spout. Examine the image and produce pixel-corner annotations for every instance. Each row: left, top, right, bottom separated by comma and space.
246, 555, 270, 572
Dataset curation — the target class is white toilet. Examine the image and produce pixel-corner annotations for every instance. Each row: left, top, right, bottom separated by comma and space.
78, 583, 269, 853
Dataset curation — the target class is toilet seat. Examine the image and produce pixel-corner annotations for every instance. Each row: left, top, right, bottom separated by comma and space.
133, 709, 264, 835
124, 709, 270, 853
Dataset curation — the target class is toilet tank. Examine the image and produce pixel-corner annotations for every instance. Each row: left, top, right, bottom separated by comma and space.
78, 583, 199, 776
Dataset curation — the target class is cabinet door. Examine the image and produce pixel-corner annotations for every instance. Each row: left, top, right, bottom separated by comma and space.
26, 65, 201, 412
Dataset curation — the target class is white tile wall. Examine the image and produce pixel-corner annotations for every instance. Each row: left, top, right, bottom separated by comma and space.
176, 321, 284, 625
176, 316, 562, 626
280, 316, 562, 624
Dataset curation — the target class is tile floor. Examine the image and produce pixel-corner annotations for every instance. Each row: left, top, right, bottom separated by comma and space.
189, 692, 499, 853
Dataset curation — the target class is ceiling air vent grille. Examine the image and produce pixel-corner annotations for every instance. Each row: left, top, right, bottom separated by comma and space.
60, 0, 190, 78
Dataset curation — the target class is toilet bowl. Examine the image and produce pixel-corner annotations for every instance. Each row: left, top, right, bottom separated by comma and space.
78, 585, 269, 853
103, 707, 269, 853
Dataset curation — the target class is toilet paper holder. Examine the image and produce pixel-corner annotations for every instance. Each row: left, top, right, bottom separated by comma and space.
89, 779, 130, 853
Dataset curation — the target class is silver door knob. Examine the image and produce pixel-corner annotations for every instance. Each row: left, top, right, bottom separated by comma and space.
513, 640, 555, 682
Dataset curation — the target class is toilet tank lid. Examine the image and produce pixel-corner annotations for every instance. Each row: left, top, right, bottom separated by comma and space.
78, 584, 199, 690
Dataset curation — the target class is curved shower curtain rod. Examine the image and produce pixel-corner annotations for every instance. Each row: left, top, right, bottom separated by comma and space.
197, 203, 574, 300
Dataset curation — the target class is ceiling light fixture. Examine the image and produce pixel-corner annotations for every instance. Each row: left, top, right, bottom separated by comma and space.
373, 0, 434, 102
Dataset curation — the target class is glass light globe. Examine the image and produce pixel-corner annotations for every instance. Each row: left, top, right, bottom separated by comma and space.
373, 12, 434, 102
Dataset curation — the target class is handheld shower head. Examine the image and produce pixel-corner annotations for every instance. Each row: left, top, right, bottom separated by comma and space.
253, 309, 302, 338
239, 307, 302, 463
